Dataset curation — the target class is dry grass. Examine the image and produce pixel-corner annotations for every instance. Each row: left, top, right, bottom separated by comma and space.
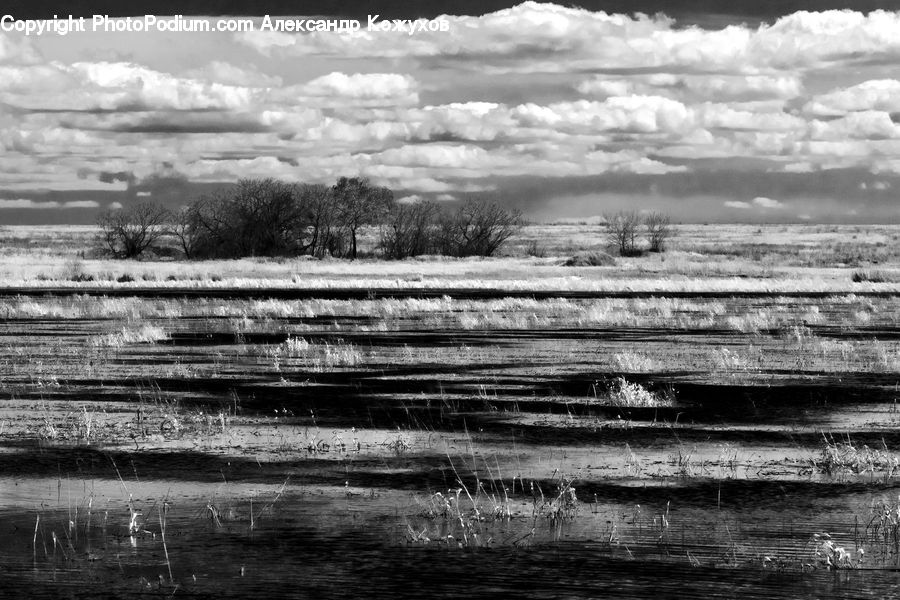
814, 437, 900, 476
0, 223, 898, 294
87, 324, 169, 348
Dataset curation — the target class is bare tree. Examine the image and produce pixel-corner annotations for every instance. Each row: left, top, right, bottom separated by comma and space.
604, 210, 642, 256
169, 205, 203, 259
179, 179, 313, 259
331, 177, 393, 259
379, 200, 441, 259
97, 201, 171, 259
297, 183, 344, 258
438, 198, 522, 257
181, 189, 237, 259
228, 178, 307, 257
644, 212, 673, 252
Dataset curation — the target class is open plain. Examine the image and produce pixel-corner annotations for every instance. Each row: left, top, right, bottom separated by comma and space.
2, 224, 900, 598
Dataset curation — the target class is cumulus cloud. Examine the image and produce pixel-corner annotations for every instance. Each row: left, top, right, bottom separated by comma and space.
373, 144, 494, 169
0, 61, 257, 112
698, 103, 805, 132
804, 80, 900, 117
723, 197, 784, 210
809, 111, 900, 141
0, 33, 41, 65
724, 200, 752, 209
301, 72, 418, 103
578, 74, 803, 102
185, 61, 283, 87
513, 96, 693, 134
752, 196, 783, 209
236, 4, 900, 75
3, 5, 900, 221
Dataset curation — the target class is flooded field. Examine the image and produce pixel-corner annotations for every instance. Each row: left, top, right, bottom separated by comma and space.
2, 290, 900, 598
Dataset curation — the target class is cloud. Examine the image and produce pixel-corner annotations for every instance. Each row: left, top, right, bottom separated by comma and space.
0, 62, 259, 112
0, 33, 41, 65
698, 103, 805, 132
0, 198, 59, 209
185, 61, 283, 88
0, 198, 99, 209
513, 96, 694, 134
804, 80, 900, 117
809, 111, 900, 141
300, 72, 418, 104
373, 144, 494, 169
577, 74, 803, 102
4, 5, 900, 222
752, 196, 784, 209
236, 4, 900, 76
63, 200, 101, 208
724, 200, 752, 209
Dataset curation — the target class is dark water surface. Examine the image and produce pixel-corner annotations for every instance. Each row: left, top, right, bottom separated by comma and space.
3, 293, 900, 597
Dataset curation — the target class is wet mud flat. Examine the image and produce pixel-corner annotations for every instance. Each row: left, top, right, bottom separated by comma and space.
1, 292, 900, 597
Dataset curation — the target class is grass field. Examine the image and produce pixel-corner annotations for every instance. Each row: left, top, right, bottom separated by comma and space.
2, 223, 900, 598
1, 223, 900, 294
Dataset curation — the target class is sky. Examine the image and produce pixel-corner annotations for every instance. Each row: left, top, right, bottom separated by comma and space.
2, 1, 900, 223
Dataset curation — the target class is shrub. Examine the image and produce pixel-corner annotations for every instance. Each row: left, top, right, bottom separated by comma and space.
379, 200, 441, 259
524, 239, 547, 258
97, 201, 171, 259
436, 198, 523, 257
176, 180, 521, 261
186, 179, 309, 259
564, 251, 616, 267
852, 270, 887, 283
644, 212, 673, 252
604, 211, 642, 256
605, 377, 674, 407
177, 178, 391, 260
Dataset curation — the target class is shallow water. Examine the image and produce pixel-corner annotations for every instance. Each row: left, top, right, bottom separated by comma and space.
3, 293, 900, 597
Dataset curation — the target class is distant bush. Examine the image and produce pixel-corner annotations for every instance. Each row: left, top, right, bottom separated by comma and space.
434, 198, 523, 257
174, 177, 391, 260
524, 239, 547, 258
603, 210, 674, 256
378, 197, 522, 259
645, 211, 673, 252
606, 377, 674, 408
604, 211, 642, 256
97, 201, 171, 259
852, 270, 887, 283
60, 257, 93, 281
177, 179, 317, 259
564, 251, 616, 267
379, 200, 442, 259
107, 178, 522, 262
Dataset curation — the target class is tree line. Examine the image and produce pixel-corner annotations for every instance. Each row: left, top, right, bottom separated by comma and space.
98, 177, 523, 260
